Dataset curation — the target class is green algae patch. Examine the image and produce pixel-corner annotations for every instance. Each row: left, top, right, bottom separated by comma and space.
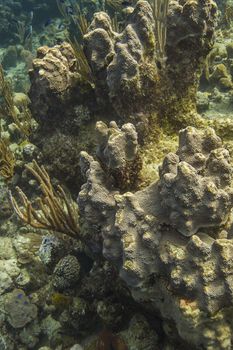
51, 293, 73, 309
138, 126, 178, 188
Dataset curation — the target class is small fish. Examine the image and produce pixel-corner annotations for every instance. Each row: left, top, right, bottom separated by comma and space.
96, 330, 128, 350
44, 18, 52, 27
24, 25, 32, 43
58, 22, 65, 30
29, 11, 34, 21
66, 5, 74, 15
12, 19, 19, 24
156, 60, 162, 70
33, 5, 43, 10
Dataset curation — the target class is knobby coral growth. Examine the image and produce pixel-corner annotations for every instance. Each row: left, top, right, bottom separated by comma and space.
0, 139, 15, 180
10, 160, 81, 239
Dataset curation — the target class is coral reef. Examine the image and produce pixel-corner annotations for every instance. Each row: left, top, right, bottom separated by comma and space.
27, 43, 97, 187
4, 289, 38, 328
79, 125, 233, 348
34, 129, 96, 191
158, 127, 233, 236
25, 0, 218, 195
28, 42, 94, 126
95, 121, 141, 189
10, 160, 81, 238
53, 254, 81, 291
29, 0, 218, 132
3, 0, 233, 348
84, 0, 217, 124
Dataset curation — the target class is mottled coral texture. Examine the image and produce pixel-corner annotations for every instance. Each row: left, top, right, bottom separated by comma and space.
27, 0, 218, 197
24, 1, 233, 348
29, 0, 217, 129
79, 125, 233, 349
158, 127, 233, 236
84, 0, 217, 123
29, 43, 79, 124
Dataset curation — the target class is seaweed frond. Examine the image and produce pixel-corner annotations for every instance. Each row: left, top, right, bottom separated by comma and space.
0, 64, 15, 119
70, 3, 90, 37
106, 0, 122, 11
111, 14, 121, 33
0, 139, 15, 180
15, 21, 27, 45
10, 160, 81, 239
74, 12, 89, 37
16, 100, 33, 138
225, 3, 233, 26
15, 20, 32, 50
56, 0, 70, 21
68, 37, 95, 87
149, 0, 169, 67
0, 64, 33, 138
56, 0, 89, 38
203, 47, 218, 81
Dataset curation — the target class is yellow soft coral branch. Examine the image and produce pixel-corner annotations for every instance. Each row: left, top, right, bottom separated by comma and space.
10, 160, 81, 239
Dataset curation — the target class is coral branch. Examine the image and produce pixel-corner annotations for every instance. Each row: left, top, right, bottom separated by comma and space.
0, 64, 32, 138
10, 160, 81, 239
69, 37, 95, 87
0, 139, 15, 180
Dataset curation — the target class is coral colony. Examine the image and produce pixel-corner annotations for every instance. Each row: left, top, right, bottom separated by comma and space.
1, 0, 233, 349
